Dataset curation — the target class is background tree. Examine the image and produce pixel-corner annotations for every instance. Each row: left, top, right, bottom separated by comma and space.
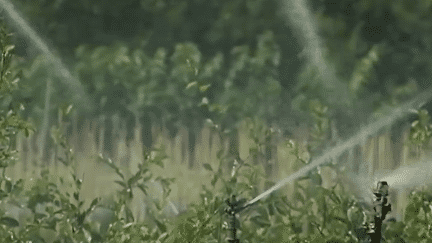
4, 0, 432, 170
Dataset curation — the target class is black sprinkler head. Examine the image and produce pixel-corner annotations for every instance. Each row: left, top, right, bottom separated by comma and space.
367, 181, 392, 243
375, 181, 389, 196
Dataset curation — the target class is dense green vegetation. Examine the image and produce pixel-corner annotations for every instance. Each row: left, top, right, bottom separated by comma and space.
10, 0, 432, 163
1, 0, 432, 242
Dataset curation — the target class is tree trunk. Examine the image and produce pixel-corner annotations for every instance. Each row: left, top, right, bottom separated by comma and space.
227, 128, 240, 172
390, 120, 409, 170
352, 144, 362, 174
187, 122, 197, 169
140, 113, 153, 152
102, 117, 113, 158
264, 134, 276, 178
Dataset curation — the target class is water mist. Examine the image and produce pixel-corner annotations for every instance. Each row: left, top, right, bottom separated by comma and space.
244, 0, 432, 207
0, 0, 94, 113
378, 157, 432, 191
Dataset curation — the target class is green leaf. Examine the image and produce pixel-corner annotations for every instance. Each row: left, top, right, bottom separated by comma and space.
0, 190, 7, 200
5, 179, 12, 193
4, 45, 14, 56
65, 105, 73, 116
125, 206, 134, 222
114, 168, 125, 180
89, 197, 101, 209
154, 200, 162, 211
347, 206, 364, 226
204, 119, 214, 127
329, 190, 341, 205
268, 201, 277, 216
199, 97, 209, 107
256, 206, 269, 219
293, 190, 305, 204
274, 200, 290, 215
73, 192, 79, 201
203, 163, 213, 172
199, 84, 211, 92
12, 179, 24, 194
154, 219, 167, 232
0, 216, 19, 227
250, 216, 271, 227
137, 184, 148, 196
236, 182, 253, 193
211, 174, 218, 187
186, 81, 198, 90
127, 172, 143, 187
115, 180, 127, 189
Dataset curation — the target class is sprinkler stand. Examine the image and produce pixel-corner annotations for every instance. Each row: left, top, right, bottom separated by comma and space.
364, 181, 392, 243
224, 195, 248, 243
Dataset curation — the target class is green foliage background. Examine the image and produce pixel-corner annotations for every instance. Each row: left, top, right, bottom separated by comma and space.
8, 0, 432, 152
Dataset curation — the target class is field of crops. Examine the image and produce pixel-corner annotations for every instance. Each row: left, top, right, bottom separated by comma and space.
1, 113, 431, 242
1, 0, 432, 241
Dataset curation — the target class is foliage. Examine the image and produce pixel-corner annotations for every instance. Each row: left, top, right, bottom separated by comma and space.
408, 109, 432, 149
0, 22, 174, 242
4, 107, 432, 242
0, 22, 33, 168
11, 0, 285, 127
291, 0, 432, 139
0, 103, 176, 242
13, 0, 281, 58
308, 99, 330, 153
14, 29, 282, 149
0, 82, 431, 243
11, 0, 432, 146
74, 29, 282, 132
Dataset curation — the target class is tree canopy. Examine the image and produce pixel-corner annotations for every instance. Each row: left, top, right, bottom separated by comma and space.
4, 0, 432, 150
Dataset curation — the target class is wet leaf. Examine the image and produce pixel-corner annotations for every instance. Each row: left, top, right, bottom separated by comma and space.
250, 216, 271, 227
274, 200, 290, 215
89, 197, 101, 209
137, 184, 148, 196
5, 179, 12, 193
114, 180, 127, 189
186, 81, 198, 90
73, 192, 79, 201
203, 163, 213, 172
0, 217, 19, 227
127, 172, 143, 186
211, 174, 218, 186
199, 84, 211, 92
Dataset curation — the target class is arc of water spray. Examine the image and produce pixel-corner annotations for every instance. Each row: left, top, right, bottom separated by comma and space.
244, 88, 432, 208
0, 0, 95, 113
280, 0, 351, 107
243, 0, 430, 208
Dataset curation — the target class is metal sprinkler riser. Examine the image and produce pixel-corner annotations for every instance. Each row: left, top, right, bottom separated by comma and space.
364, 181, 392, 243
224, 195, 248, 243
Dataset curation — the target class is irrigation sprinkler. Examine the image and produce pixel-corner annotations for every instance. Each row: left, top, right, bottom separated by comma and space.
222, 181, 392, 242
224, 195, 249, 243
363, 181, 392, 243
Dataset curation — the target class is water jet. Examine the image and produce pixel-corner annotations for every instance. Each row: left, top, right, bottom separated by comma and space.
242, 87, 432, 209
378, 158, 432, 191
0, 0, 95, 113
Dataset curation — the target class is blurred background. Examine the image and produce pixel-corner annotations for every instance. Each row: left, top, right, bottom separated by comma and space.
1, 0, 432, 222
